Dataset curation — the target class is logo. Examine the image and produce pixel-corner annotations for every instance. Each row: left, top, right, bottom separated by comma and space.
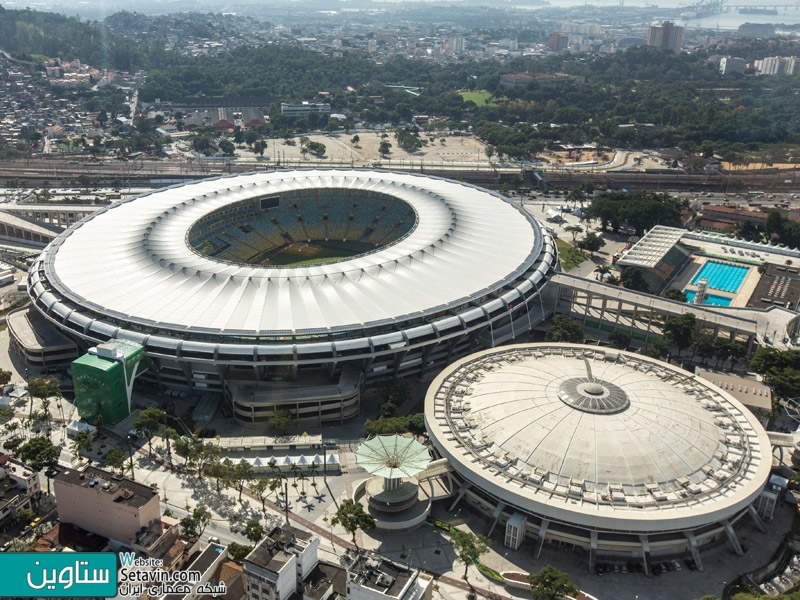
1, 553, 117, 597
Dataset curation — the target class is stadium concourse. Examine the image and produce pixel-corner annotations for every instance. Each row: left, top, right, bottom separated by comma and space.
24, 169, 559, 425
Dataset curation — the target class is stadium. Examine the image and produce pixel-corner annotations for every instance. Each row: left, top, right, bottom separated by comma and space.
27, 169, 558, 424
425, 343, 773, 571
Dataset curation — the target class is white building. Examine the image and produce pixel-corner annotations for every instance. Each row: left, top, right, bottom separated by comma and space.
345, 554, 432, 600
0, 455, 42, 523
244, 526, 319, 600
280, 103, 331, 118
426, 344, 772, 573
720, 56, 747, 75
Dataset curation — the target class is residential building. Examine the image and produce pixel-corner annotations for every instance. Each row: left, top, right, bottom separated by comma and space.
0, 455, 42, 524
647, 21, 684, 53
738, 23, 776, 38
720, 57, 746, 75
547, 33, 569, 52
280, 103, 331, 119
243, 525, 319, 600
53, 465, 160, 545
345, 554, 433, 600
754, 56, 800, 76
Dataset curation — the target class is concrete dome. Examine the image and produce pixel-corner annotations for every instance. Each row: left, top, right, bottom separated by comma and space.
425, 344, 771, 533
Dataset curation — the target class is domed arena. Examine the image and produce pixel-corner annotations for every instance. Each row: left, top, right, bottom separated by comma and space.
28, 170, 558, 424
425, 343, 773, 571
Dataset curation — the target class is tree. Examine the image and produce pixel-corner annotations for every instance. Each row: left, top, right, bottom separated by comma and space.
227, 542, 253, 564
331, 498, 376, 548
105, 447, 127, 475
193, 442, 221, 480
608, 331, 631, 350
16, 507, 35, 526
17, 437, 60, 493
564, 225, 583, 244
663, 313, 697, 357
620, 267, 649, 293
251, 478, 270, 512
269, 410, 294, 436
133, 407, 165, 455
26, 376, 58, 419
244, 520, 266, 544
528, 565, 578, 600
162, 426, 178, 465
231, 460, 254, 501
71, 429, 94, 464
379, 141, 391, 158
0, 370, 12, 386
207, 459, 228, 493
219, 139, 235, 157
578, 232, 604, 256
550, 315, 583, 343
351, 135, 360, 147
641, 338, 670, 359
180, 506, 212, 538
663, 288, 688, 303
450, 529, 491, 582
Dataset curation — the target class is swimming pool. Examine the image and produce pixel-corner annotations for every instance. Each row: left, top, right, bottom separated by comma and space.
684, 290, 732, 306
691, 261, 750, 293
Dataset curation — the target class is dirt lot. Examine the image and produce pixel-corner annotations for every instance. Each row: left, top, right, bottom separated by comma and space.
238, 131, 493, 168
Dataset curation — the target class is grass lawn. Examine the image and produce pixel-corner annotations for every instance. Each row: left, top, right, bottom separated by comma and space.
459, 90, 496, 107
555, 238, 589, 271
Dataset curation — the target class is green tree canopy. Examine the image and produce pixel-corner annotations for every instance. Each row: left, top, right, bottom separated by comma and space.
331, 498, 376, 548
180, 506, 212, 538
663, 288, 688, 303
550, 314, 584, 343
528, 565, 579, 600
663, 312, 697, 356
269, 410, 294, 436
450, 529, 491, 582
227, 542, 254, 563
133, 407, 165, 455
620, 267, 650, 293
244, 520, 266, 544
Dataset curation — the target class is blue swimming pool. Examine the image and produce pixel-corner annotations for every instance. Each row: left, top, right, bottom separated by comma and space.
691, 261, 749, 293
684, 291, 732, 306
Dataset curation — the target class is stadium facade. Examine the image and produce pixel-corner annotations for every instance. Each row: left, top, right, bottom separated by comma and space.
27, 170, 558, 424
425, 343, 773, 571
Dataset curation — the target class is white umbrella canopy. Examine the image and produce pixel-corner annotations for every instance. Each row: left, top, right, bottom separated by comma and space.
355, 434, 430, 479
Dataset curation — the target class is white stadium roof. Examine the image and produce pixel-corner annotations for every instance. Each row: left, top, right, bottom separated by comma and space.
425, 343, 771, 533
38, 170, 542, 337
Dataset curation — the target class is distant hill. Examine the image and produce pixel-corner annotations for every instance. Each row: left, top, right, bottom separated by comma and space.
0, 5, 146, 70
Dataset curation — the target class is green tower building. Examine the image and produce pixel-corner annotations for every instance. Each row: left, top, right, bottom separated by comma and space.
72, 340, 148, 426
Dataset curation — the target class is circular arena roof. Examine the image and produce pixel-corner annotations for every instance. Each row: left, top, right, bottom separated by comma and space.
33, 170, 544, 339
425, 344, 771, 533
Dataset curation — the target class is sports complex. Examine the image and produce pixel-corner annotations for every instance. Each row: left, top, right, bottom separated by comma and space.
425, 343, 774, 572
25, 169, 559, 424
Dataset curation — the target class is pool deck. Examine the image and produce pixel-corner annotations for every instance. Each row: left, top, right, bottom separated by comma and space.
674, 255, 761, 308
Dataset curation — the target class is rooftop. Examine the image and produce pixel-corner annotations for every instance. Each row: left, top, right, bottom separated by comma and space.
54, 465, 158, 509
425, 344, 772, 532
348, 555, 412, 598
616, 225, 687, 269
40, 170, 541, 336
245, 525, 313, 572
303, 562, 347, 600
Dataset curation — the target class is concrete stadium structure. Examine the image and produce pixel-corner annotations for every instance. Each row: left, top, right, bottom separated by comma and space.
26, 170, 558, 424
425, 343, 773, 572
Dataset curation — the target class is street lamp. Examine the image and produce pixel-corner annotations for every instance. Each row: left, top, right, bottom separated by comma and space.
126, 435, 136, 481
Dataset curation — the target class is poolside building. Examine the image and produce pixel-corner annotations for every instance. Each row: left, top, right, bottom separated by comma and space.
616, 226, 692, 293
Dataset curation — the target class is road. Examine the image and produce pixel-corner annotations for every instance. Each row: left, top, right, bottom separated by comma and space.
0, 156, 797, 193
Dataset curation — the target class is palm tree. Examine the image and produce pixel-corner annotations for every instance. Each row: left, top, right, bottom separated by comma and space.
594, 264, 611, 281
